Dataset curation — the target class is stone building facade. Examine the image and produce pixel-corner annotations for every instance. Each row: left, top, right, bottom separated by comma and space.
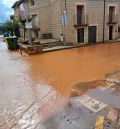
28, 0, 62, 39
12, 0, 120, 44
63, 0, 120, 43
12, 1, 21, 20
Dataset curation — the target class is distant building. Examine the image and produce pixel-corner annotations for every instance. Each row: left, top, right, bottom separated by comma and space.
12, 0, 120, 43
10, 15, 15, 20
12, 0, 27, 38
11, 0, 22, 20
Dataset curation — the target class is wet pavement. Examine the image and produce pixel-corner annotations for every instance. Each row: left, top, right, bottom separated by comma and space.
0, 35, 120, 128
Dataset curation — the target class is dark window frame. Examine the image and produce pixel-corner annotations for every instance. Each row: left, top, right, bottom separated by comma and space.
30, 0, 35, 6
118, 27, 120, 33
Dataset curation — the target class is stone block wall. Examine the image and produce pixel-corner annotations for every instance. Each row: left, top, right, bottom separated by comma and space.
64, 0, 120, 43
29, 0, 51, 38
28, 0, 120, 43
29, 0, 63, 40
49, 0, 62, 39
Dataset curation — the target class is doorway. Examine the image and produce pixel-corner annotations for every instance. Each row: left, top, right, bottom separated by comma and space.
88, 26, 97, 43
77, 28, 84, 43
109, 26, 113, 40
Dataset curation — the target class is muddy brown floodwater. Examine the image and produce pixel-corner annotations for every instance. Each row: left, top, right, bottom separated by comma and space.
1, 35, 120, 129
26, 42, 120, 96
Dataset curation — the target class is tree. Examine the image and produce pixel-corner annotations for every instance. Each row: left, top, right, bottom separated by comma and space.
4, 20, 14, 36
4, 20, 20, 37
0, 25, 8, 33
13, 20, 20, 38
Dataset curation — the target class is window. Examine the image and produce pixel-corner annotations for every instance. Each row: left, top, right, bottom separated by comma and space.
30, 0, 35, 6
109, 6, 115, 23
32, 14, 39, 38
32, 14, 39, 28
77, 5, 84, 25
118, 27, 120, 33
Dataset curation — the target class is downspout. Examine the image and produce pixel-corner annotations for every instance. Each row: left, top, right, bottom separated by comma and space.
64, 0, 67, 43
65, 0, 67, 10
60, 0, 67, 44
103, 0, 106, 43
60, 0, 64, 42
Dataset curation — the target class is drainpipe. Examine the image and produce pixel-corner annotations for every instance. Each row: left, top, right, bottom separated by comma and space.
65, 0, 67, 10
61, 0, 67, 44
103, 0, 106, 43
60, 0, 64, 42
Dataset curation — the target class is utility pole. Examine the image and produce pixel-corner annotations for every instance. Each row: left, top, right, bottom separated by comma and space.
103, 0, 106, 43
23, 0, 32, 45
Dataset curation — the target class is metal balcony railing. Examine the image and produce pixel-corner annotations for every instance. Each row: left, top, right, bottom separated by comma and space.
74, 14, 89, 27
107, 14, 118, 24
32, 19, 40, 30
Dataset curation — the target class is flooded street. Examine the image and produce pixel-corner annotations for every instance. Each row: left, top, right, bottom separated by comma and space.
0, 37, 67, 129
1, 36, 120, 129
26, 41, 120, 96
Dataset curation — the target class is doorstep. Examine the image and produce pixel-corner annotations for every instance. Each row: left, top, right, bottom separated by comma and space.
18, 43, 43, 55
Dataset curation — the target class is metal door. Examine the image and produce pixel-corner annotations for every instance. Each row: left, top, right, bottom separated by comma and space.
88, 26, 97, 43
109, 26, 113, 40
77, 28, 84, 43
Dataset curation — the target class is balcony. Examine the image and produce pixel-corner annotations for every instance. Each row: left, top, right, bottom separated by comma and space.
32, 24, 40, 31
74, 14, 89, 28
107, 14, 118, 25
32, 20, 40, 31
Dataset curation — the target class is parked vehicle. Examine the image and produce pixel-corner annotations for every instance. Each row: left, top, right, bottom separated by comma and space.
3, 32, 10, 37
